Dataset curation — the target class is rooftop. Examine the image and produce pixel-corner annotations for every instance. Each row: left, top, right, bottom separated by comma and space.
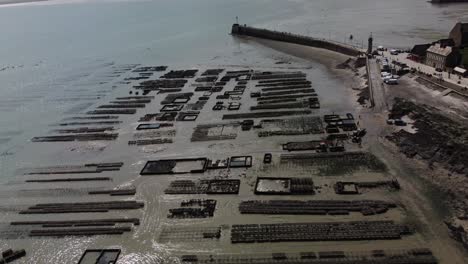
427, 43, 452, 57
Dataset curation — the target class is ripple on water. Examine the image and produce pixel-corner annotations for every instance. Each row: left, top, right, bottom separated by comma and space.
119, 252, 169, 264
32, 237, 94, 263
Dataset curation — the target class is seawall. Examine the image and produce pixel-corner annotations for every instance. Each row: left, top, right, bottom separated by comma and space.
366, 57, 375, 108
431, 0, 468, 3
231, 24, 363, 57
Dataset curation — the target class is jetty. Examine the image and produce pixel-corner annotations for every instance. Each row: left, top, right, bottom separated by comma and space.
231, 24, 363, 57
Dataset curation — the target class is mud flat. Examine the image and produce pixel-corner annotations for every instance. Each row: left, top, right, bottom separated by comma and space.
4, 61, 465, 263
385, 97, 468, 250
386, 98, 468, 176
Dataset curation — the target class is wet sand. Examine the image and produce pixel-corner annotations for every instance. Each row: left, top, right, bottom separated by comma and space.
0, 36, 467, 263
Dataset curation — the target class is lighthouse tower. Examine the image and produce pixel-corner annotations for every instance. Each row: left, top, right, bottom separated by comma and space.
367, 33, 373, 54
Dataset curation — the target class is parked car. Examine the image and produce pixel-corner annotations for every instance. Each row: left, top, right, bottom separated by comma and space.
385, 78, 399, 85
390, 49, 398, 55
400, 67, 411, 74
394, 119, 407, 126
386, 119, 394, 125
377, 46, 385, 51
435, 68, 443, 72
381, 72, 391, 78
383, 75, 392, 81
263, 153, 272, 164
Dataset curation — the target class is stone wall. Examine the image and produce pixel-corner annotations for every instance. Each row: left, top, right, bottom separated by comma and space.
231, 24, 362, 57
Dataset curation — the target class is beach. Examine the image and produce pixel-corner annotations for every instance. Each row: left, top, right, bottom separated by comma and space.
0, 0, 468, 263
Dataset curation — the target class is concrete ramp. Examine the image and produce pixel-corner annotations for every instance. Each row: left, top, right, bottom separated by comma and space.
439, 88, 453, 97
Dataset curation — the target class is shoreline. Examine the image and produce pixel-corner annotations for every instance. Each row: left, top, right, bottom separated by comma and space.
0, 0, 47, 6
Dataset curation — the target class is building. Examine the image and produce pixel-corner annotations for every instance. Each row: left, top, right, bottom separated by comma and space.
436, 38, 455, 47
409, 44, 431, 62
454, 66, 468, 77
448, 22, 468, 68
449, 22, 468, 47
409, 39, 454, 63
425, 43, 459, 70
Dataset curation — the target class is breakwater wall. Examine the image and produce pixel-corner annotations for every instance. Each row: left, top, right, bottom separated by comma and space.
366, 57, 375, 108
431, 0, 468, 3
231, 24, 362, 57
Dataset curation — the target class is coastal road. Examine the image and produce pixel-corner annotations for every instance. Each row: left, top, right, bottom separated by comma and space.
383, 51, 468, 96
368, 58, 387, 112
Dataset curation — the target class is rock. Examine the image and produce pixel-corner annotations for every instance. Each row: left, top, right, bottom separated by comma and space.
445, 219, 468, 250
387, 98, 468, 177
